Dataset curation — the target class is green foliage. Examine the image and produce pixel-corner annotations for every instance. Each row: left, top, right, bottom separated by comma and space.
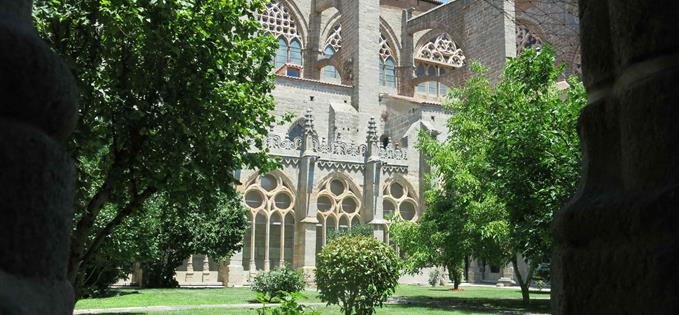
256, 291, 321, 315
252, 265, 306, 302
33, 0, 282, 297
415, 46, 586, 303
315, 236, 401, 315
326, 224, 374, 242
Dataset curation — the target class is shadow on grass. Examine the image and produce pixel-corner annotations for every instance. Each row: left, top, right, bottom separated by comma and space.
86, 290, 141, 299
391, 295, 550, 314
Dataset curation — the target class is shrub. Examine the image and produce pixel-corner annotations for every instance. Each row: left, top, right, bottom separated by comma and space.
316, 236, 401, 315
256, 291, 320, 315
428, 269, 441, 287
252, 265, 306, 302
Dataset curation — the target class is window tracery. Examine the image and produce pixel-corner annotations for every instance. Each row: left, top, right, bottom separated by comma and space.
242, 173, 295, 271
259, 2, 303, 69
258, 2, 300, 41
415, 33, 465, 68
516, 24, 543, 53
382, 181, 418, 222
324, 24, 342, 53
379, 34, 396, 88
315, 177, 362, 252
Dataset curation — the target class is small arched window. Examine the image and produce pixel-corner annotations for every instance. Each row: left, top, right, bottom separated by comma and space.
323, 46, 335, 57
322, 65, 340, 82
289, 39, 302, 65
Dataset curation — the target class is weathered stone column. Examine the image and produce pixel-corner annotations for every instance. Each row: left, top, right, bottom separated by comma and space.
0, 1, 78, 314
553, 1, 679, 313
294, 109, 318, 282
224, 248, 245, 287
364, 117, 386, 241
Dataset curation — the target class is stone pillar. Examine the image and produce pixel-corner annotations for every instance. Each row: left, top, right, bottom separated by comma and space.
201, 256, 210, 282
553, 1, 679, 313
294, 109, 319, 282
364, 117, 386, 241
225, 249, 245, 287
185, 255, 194, 283
0, 1, 78, 313
338, 0, 381, 138
400, 8, 415, 97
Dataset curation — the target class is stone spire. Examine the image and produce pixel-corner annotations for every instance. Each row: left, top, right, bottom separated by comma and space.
302, 108, 316, 154
366, 116, 380, 161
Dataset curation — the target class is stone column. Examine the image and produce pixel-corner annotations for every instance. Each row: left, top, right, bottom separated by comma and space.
185, 255, 194, 283
553, 1, 679, 313
0, 1, 78, 314
249, 218, 256, 274
294, 109, 319, 282
364, 117, 386, 241
224, 249, 245, 287
202, 256, 211, 283
280, 217, 286, 267
264, 219, 271, 272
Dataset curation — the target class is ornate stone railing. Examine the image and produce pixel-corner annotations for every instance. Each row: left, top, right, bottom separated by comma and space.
265, 135, 302, 155
263, 133, 408, 162
313, 138, 367, 159
379, 143, 408, 161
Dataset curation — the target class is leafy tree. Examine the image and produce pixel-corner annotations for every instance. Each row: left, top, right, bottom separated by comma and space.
316, 236, 401, 315
487, 46, 585, 303
391, 61, 511, 289
412, 46, 585, 303
33, 0, 280, 297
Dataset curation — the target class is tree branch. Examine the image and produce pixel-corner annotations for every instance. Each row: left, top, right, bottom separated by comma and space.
80, 186, 157, 269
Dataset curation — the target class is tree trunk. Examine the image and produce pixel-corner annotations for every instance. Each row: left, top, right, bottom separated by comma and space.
463, 255, 470, 283
511, 254, 535, 305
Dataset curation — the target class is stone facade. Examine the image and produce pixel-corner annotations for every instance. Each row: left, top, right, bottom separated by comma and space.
173, 0, 581, 287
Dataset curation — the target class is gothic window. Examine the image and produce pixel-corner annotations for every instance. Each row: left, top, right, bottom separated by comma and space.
242, 173, 296, 271
321, 65, 341, 82
259, 2, 303, 69
415, 33, 465, 68
383, 181, 418, 221
379, 34, 397, 88
315, 177, 362, 253
516, 24, 543, 54
324, 24, 342, 53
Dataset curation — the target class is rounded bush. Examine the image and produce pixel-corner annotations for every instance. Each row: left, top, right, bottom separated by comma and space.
315, 236, 400, 315
252, 265, 306, 301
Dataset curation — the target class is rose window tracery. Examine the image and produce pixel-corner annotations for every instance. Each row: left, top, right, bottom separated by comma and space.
382, 181, 418, 222
258, 2, 300, 41
415, 33, 465, 68
516, 24, 543, 54
315, 177, 362, 252
242, 173, 295, 271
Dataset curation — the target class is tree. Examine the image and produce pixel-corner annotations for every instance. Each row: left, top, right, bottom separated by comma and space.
33, 0, 281, 297
315, 236, 401, 315
413, 46, 585, 304
391, 61, 511, 290
487, 46, 585, 303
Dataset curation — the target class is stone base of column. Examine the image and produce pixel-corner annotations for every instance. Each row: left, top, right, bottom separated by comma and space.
496, 277, 516, 287
224, 264, 247, 287
300, 266, 316, 286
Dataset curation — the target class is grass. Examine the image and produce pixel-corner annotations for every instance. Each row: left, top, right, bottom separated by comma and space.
77, 284, 550, 314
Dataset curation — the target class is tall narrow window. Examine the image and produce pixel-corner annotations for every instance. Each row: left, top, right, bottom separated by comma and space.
289, 39, 302, 65
379, 34, 397, 88
276, 37, 288, 68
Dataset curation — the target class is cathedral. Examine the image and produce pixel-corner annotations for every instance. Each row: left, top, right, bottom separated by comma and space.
167, 0, 581, 287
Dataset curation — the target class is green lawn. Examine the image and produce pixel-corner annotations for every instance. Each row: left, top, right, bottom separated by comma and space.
76, 285, 550, 314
